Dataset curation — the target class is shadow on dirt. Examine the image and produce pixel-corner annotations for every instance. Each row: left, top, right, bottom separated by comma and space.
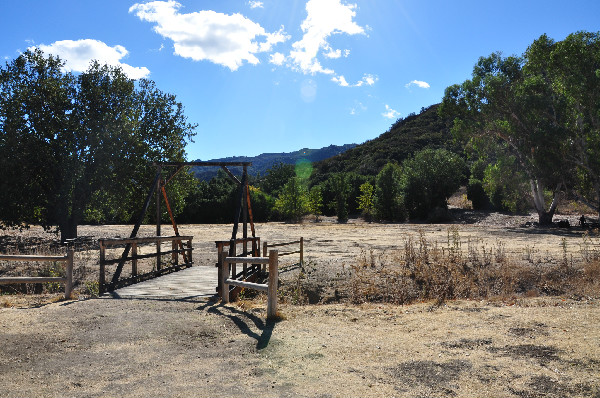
198, 300, 276, 350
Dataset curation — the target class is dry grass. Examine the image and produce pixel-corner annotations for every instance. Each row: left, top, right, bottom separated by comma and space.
347, 228, 600, 305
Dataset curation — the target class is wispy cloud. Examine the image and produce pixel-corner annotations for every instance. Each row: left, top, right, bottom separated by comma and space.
130, 0, 289, 71
350, 101, 366, 115
32, 39, 150, 79
332, 73, 377, 87
405, 80, 430, 89
382, 104, 400, 119
248, 1, 264, 9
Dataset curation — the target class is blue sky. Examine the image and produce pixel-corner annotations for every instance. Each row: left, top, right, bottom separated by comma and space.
1, 1, 599, 161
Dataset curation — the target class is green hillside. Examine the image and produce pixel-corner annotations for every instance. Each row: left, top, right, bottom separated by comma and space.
311, 104, 457, 182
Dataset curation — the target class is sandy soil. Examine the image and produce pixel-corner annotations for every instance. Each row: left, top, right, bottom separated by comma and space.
1, 212, 600, 397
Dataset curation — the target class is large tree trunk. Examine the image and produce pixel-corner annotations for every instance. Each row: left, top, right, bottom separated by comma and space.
530, 180, 560, 225
59, 217, 78, 243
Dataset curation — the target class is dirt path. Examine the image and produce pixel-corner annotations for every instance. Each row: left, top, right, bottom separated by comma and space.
2, 214, 600, 396
1, 297, 598, 397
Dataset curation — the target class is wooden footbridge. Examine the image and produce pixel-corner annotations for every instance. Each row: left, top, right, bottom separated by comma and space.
97, 161, 301, 317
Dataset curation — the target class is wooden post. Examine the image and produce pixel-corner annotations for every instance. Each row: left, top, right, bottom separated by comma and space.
131, 243, 138, 276
216, 242, 223, 294
187, 239, 193, 266
229, 239, 236, 279
242, 166, 248, 258
262, 241, 268, 273
156, 173, 162, 271
65, 248, 74, 299
300, 237, 304, 265
220, 252, 229, 304
171, 240, 177, 265
267, 250, 278, 319
99, 240, 106, 295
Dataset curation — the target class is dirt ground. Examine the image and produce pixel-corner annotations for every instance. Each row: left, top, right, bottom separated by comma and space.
1, 211, 600, 397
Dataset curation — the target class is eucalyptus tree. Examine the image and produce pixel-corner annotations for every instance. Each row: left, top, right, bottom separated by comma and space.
441, 47, 568, 224
0, 49, 196, 241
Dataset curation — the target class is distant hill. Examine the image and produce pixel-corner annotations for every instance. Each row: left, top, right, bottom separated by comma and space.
310, 104, 458, 183
192, 144, 357, 180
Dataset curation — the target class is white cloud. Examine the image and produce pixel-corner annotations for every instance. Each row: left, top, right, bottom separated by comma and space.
405, 80, 430, 89
33, 39, 150, 79
324, 47, 342, 59
331, 75, 349, 86
269, 52, 286, 66
130, 1, 289, 71
332, 73, 377, 87
248, 1, 263, 9
289, 0, 365, 75
382, 104, 400, 119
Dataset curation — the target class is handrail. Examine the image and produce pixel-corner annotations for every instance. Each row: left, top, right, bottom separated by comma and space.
0, 249, 74, 299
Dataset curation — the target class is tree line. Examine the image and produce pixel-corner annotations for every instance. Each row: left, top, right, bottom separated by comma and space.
1, 31, 598, 237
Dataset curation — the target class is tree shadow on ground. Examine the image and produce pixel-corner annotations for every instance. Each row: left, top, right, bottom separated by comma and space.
197, 299, 276, 350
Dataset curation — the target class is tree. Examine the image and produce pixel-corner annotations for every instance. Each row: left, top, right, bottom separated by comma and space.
441, 48, 568, 224
357, 182, 375, 221
541, 32, 600, 217
329, 173, 350, 222
306, 186, 323, 222
0, 50, 196, 241
374, 162, 404, 221
274, 177, 308, 222
400, 149, 465, 220
260, 163, 295, 197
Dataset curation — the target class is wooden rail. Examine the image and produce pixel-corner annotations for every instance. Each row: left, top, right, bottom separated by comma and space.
263, 237, 303, 265
215, 237, 261, 297
0, 249, 74, 299
99, 235, 193, 294
221, 250, 278, 319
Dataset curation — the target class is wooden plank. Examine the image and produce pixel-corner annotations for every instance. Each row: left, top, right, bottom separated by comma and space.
224, 279, 268, 292
100, 248, 194, 266
278, 250, 301, 257
266, 240, 302, 248
0, 277, 66, 284
225, 256, 269, 265
0, 254, 67, 262
215, 237, 259, 247
101, 236, 193, 245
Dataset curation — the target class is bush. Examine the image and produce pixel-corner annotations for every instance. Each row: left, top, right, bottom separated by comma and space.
374, 162, 405, 222
401, 149, 465, 220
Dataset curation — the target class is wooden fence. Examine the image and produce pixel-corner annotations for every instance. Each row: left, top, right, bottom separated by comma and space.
263, 237, 303, 265
215, 237, 261, 297
99, 235, 193, 294
0, 249, 74, 299
221, 250, 278, 319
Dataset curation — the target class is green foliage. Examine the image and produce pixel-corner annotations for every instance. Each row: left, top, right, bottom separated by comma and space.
0, 49, 196, 239
482, 158, 530, 213
401, 149, 465, 220
274, 177, 308, 222
329, 174, 350, 223
306, 186, 323, 221
259, 163, 295, 197
357, 182, 375, 221
374, 162, 404, 222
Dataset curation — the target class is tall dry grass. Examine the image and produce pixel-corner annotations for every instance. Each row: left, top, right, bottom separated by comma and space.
348, 228, 600, 305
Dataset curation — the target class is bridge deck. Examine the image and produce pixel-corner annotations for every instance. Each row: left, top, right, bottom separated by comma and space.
108, 265, 218, 299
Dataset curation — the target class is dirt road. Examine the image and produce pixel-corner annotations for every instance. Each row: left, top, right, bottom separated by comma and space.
1, 297, 598, 397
